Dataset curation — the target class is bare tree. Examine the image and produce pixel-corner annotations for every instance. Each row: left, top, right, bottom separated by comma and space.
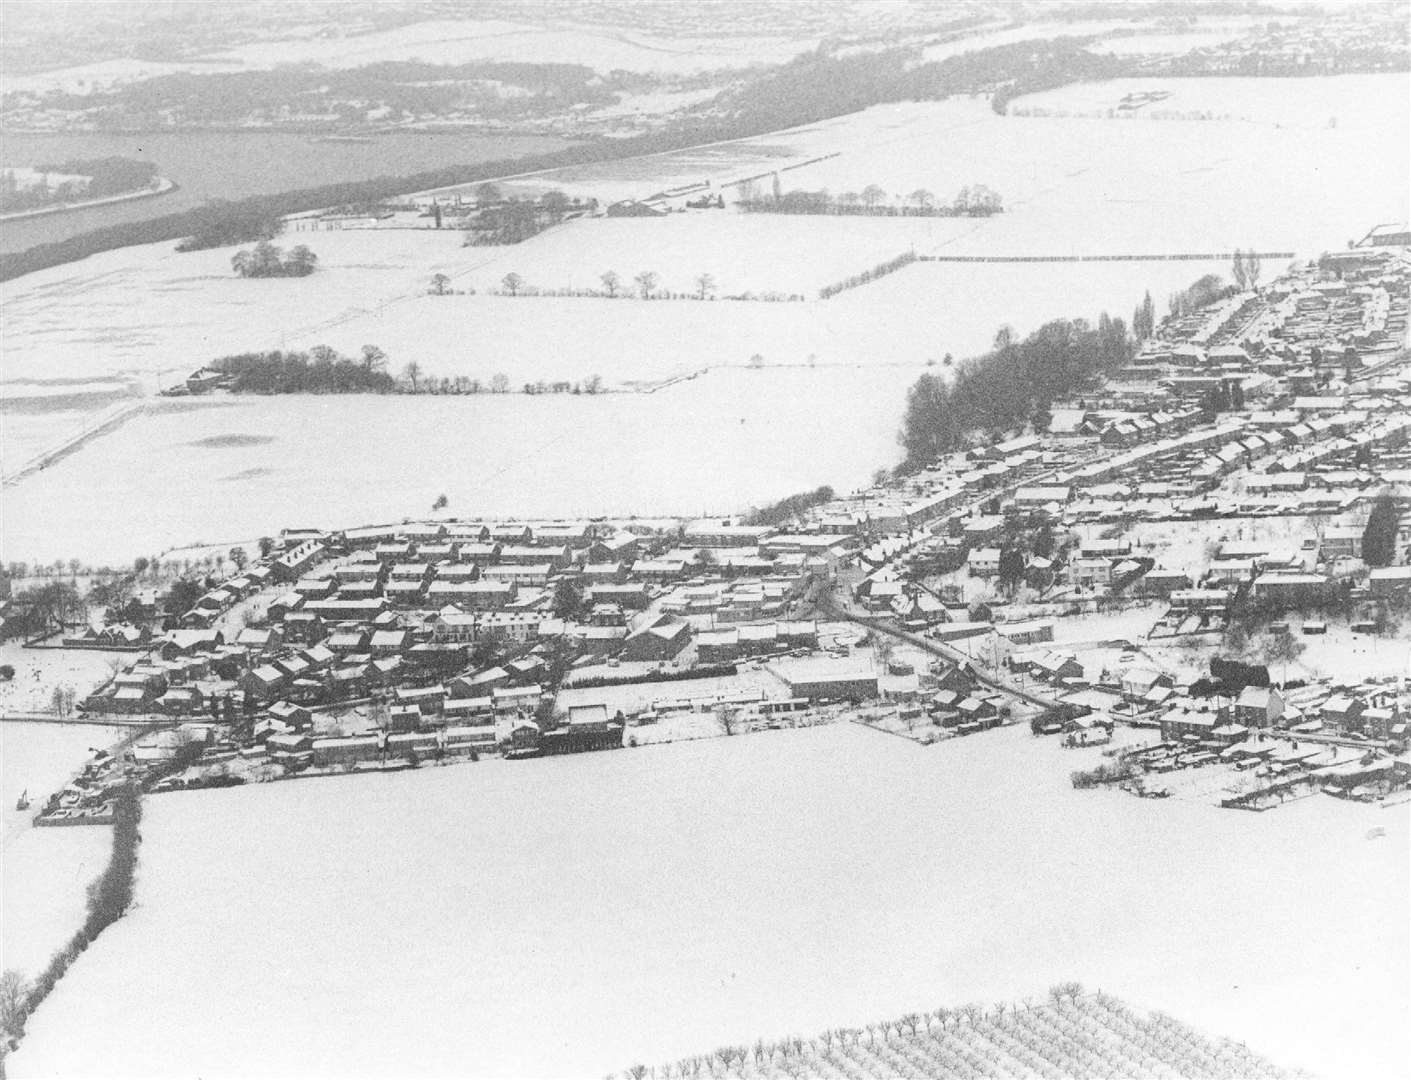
861, 184, 887, 208
908, 189, 935, 212
430, 273, 450, 295
715, 704, 740, 736
600, 270, 621, 297
490, 373, 510, 393
634, 270, 659, 299
0, 968, 28, 1036
694, 272, 715, 300
402, 361, 423, 392
360, 344, 387, 373
501, 272, 524, 296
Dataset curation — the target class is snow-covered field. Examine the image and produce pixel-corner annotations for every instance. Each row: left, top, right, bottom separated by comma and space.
0, 366, 919, 565
11, 723, 1407, 1080
2, 720, 130, 982
3, 75, 1407, 564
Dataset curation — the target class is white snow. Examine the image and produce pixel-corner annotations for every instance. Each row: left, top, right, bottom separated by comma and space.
10, 723, 1408, 1079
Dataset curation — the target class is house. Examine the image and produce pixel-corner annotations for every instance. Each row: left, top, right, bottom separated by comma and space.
1160, 706, 1220, 742
1120, 668, 1168, 702
968, 548, 1002, 577
620, 618, 693, 663
272, 540, 325, 582
1370, 566, 1411, 596
1321, 525, 1365, 560
1235, 685, 1284, 728
240, 664, 287, 702
267, 701, 313, 732
1320, 695, 1366, 732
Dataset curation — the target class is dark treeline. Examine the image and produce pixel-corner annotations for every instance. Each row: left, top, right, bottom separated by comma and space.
7, 786, 141, 1042
0, 156, 158, 213
32, 60, 620, 125
745, 485, 837, 527
900, 314, 1133, 465
212, 346, 396, 394
818, 250, 917, 300
716, 37, 1126, 130
0, 135, 681, 279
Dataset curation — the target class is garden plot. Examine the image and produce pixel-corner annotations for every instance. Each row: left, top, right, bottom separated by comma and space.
12, 724, 1407, 1080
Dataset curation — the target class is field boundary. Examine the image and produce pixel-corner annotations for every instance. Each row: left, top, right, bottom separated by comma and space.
2, 400, 148, 487
919, 251, 1294, 263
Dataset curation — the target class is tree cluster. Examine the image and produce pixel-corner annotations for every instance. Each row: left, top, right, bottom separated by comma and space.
900, 314, 1133, 466
745, 486, 836, 527
230, 240, 318, 278
210, 344, 395, 394
1361, 493, 1401, 568
1166, 272, 1231, 320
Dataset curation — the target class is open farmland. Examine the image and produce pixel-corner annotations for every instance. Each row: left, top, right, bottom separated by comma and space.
0, 366, 918, 566
12, 724, 1408, 1080
3, 74, 1408, 567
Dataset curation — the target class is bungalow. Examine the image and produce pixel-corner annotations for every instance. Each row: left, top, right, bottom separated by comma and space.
1370, 566, 1411, 596
482, 563, 554, 587
501, 544, 571, 569
370, 629, 412, 656
1013, 484, 1073, 508
786, 671, 878, 702
682, 521, 773, 547
585, 583, 650, 609
492, 683, 542, 716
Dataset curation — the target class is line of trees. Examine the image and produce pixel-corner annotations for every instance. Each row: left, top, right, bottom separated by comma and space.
899, 313, 1133, 465
818, 250, 917, 300
493, 269, 802, 303
1, 785, 141, 1048
740, 184, 1002, 218
230, 240, 318, 278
